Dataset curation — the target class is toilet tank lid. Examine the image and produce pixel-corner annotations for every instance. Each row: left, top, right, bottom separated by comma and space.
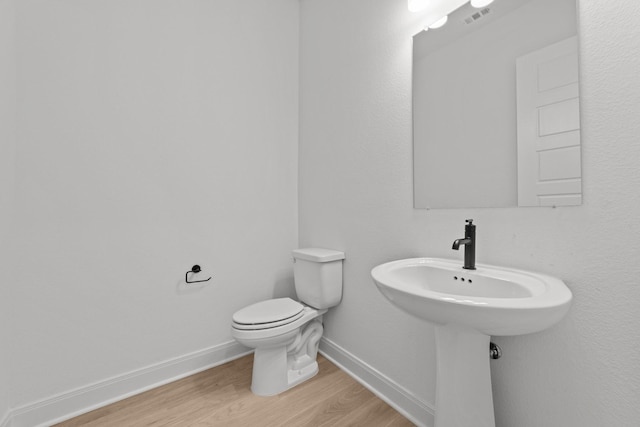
292, 248, 345, 263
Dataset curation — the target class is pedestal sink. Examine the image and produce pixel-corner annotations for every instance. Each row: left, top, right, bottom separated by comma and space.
371, 258, 572, 427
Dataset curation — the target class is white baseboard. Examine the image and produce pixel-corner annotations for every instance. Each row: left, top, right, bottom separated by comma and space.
319, 337, 434, 427
8, 340, 251, 427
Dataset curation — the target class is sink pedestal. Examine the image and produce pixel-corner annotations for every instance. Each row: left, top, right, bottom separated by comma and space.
434, 325, 495, 427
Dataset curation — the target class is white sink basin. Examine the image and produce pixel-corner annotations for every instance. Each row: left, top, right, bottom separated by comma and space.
371, 257, 572, 336
373, 257, 573, 427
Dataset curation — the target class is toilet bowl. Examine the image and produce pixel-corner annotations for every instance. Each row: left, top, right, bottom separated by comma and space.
231, 248, 345, 396
232, 298, 327, 396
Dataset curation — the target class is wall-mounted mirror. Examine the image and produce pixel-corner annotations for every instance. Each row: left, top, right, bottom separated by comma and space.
413, 0, 581, 209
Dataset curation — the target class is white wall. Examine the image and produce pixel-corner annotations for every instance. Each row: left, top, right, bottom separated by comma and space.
300, 0, 640, 426
10, 0, 299, 409
0, 0, 16, 422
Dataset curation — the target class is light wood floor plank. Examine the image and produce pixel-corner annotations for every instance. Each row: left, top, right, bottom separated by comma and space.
55, 354, 415, 426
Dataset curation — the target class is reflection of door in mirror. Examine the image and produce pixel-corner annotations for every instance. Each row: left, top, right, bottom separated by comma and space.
516, 36, 581, 207
412, 0, 580, 209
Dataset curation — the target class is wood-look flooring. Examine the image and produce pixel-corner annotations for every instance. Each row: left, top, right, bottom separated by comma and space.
55, 354, 415, 426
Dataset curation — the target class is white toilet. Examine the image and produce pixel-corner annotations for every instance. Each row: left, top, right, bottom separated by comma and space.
231, 248, 345, 396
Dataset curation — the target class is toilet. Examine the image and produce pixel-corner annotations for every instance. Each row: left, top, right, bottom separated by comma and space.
231, 248, 345, 396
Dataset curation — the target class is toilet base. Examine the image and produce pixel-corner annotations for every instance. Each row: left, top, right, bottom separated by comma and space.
251, 358, 319, 396
287, 357, 319, 389
250, 319, 323, 396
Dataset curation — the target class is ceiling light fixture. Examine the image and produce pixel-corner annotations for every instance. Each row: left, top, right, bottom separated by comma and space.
428, 15, 449, 29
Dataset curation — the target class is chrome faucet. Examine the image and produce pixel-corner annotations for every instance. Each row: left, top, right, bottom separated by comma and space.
452, 219, 476, 270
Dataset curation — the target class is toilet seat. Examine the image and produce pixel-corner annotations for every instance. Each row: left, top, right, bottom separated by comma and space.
232, 305, 326, 343
232, 298, 304, 330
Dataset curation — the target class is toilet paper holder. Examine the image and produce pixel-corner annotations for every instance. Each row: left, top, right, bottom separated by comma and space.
185, 265, 211, 284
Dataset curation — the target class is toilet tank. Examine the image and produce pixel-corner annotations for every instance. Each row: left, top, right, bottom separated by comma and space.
292, 248, 345, 309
